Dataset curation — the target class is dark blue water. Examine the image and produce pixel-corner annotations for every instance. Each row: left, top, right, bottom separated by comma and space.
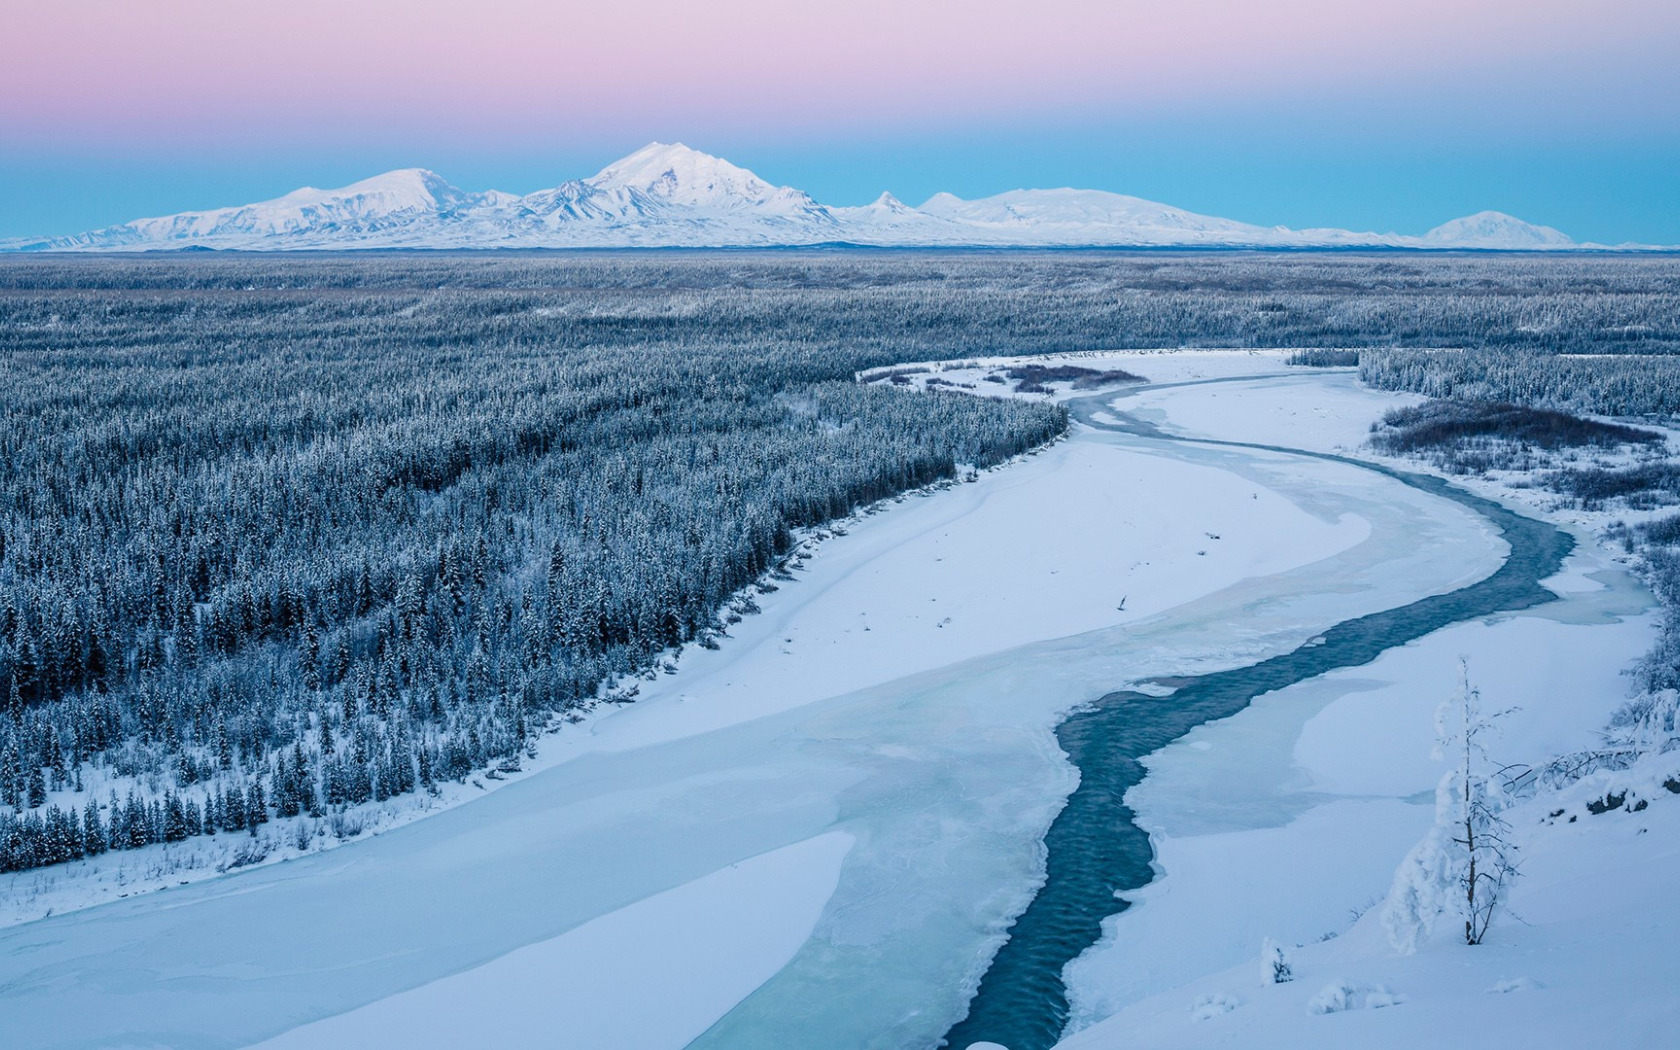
942, 386, 1574, 1050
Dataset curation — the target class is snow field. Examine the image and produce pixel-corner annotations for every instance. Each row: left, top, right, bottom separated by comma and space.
1056, 794, 1680, 1050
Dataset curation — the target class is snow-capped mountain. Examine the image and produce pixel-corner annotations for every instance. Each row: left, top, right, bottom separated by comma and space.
507, 144, 841, 245
1, 143, 1622, 252
828, 192, 967, 242
590, 142, 825, 217
31, 169, 486, 251
1420, 211, 1575, 250
918, 187, 1282, 246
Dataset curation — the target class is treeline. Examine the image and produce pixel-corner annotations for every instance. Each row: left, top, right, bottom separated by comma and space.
1361, 349, 1680, 418
1286, 348, 1361, 367
1368, 400, 1662, 474
1003, 364, 1146, 394
1371, 401, 1659, 453
5, 252, 1678, 357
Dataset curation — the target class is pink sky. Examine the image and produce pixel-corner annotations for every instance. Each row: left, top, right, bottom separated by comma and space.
5, 0, 1675, 147
4, 0, 1676, 244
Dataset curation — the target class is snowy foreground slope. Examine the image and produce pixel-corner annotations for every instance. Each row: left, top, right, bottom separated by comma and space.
1041, 366, 1672, 1050
0, 355, 1670, 1050
2, 143, 1624, 252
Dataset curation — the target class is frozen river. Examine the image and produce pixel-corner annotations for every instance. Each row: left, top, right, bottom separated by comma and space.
0, 370, 1547, 1050
946, 383, 1575, 1050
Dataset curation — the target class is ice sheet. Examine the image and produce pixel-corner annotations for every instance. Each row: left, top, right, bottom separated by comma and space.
252, 833, 855, 1050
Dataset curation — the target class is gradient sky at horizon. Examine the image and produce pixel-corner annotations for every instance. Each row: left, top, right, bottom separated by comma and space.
3, 0, 1677, 243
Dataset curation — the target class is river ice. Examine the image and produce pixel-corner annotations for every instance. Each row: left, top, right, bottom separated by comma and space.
0, 357, 1526, 1050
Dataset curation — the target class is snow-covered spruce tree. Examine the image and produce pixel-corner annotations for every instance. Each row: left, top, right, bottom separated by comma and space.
1260, 938, 1293, 985
1382, 659, 1521, 951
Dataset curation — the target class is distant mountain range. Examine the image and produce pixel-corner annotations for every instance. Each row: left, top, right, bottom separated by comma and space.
2, 143, 1652, 252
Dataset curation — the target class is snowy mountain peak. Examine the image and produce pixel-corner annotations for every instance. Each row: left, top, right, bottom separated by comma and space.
6, 168, 485, 251
917, 187, 1279, 244
1423, 211, 1575, 249
587, 142, 809, 211
271, 168, 475, 215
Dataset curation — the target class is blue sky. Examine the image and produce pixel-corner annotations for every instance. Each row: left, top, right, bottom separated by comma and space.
3, 0, 1676, 245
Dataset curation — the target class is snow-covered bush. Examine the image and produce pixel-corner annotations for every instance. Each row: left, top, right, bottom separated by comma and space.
1308, 981, 1360, 1015
1190, 992, 1241, 1021
1307, 980, 1405, 1015
1605, 689, 1680, 753
1547, 748, 1680, 821
1260, 938, 1294, 985
1534, 690, 1680, 806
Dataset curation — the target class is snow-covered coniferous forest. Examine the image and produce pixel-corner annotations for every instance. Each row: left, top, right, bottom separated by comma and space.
0, 255, 1080, 873
2, 251, 1678, 1050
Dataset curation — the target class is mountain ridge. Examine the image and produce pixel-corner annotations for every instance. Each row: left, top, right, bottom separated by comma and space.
3, 143, 1651, 252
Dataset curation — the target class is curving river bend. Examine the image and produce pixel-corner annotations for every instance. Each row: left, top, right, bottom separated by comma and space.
0, 373, 1616, 1050
942, 380, 1574, 1050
